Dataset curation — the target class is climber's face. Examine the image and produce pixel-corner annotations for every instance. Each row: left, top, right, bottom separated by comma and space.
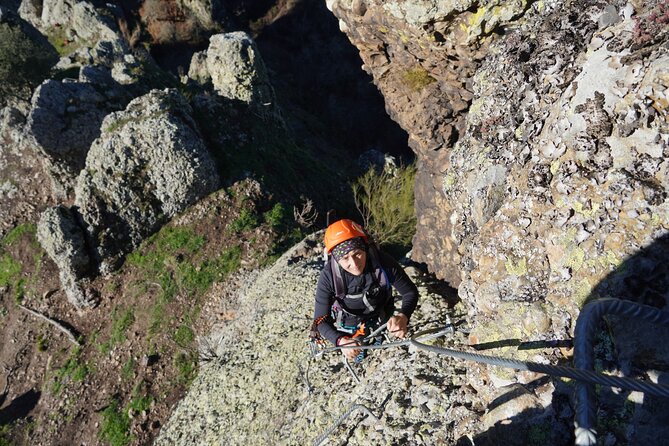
337, 248, 366, 276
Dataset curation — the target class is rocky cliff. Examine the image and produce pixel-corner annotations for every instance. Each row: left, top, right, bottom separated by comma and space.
1, 0, 669, 445
327, 0, 669, 431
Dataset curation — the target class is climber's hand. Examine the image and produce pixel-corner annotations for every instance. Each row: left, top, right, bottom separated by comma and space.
337, 337, 361, 360
388, 313, 408, 339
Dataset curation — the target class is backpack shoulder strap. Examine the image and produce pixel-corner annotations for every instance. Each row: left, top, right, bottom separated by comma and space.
329, 255, 347, 302
367, 244, 390, 289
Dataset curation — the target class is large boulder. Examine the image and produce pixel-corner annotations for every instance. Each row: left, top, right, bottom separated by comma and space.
73, 88, 220, 274
25, 67, 130, 197
36, 205, 94, 307
0, 6, 58, 106
139, 0, 227, 45
19, 0, 118, 45
188, 31, 276, 109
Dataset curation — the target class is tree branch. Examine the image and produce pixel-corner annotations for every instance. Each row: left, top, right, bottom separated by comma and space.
18, 305, 81, 346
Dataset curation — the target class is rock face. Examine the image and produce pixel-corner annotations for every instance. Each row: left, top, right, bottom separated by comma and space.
35, 88, 220, 305
328, 0, 669, 438
327, 0, 669, 289
73, 88, 220, 274
188, 31, 275, 108
0, 6, 59, 106
139, 0, 227, 45
19, 0, 118, 43
25, 74, 127, 195
157, 234, 500, 445
36, 205, 93, 307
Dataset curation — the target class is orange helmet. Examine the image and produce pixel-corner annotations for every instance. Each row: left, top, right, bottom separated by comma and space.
324, 219, 367, 253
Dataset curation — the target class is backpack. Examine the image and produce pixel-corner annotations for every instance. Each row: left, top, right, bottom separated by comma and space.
328, 239, 392, 333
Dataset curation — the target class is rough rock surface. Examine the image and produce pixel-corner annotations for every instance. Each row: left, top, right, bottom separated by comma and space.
36, 205, 93, 307
19, 0, 118, 44
157, 234, 579, 445
138, 0, 227, 45
188, 31, 276, 108
328, 0, 669, 290
328, 0, 669, 439
72, 88, 220, 275
25, 72, 128, 196
0, 6, 59, 106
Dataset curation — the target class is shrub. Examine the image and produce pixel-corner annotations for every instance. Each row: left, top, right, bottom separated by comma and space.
229, 208, 259, 233
402, 67, 436, 91
351, 164, 417, 251
0, 20, 58, 105
264, 202, 289, 230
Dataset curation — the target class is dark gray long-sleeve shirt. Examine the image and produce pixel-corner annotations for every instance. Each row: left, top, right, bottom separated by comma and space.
313, 250, 419, 345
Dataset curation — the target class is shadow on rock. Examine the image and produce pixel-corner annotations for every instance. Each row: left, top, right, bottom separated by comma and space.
460, 235, 669, 445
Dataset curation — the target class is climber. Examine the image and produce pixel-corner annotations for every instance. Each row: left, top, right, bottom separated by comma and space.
312, 219, 419, 361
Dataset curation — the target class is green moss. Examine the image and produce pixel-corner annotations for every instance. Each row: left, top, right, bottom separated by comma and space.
52, 346, 89, 394
565, 247, 585, 271
2, 223, 36, 247
505, 257, 527, 276
402, 67, 436, 91
99, 399, 131, 446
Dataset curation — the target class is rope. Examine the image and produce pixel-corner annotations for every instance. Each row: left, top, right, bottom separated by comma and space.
312, 403, 378, 446
309, 322, 669, 444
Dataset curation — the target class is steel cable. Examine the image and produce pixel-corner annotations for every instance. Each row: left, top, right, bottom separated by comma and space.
312, 403, 378, 446
310, 311, 669, 445
573, 298, 669, 445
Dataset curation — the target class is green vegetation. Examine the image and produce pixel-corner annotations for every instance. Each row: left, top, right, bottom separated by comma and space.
403, 67, 436, 91
2, 224, 36, 246
174, 351, 197, 385
263, 202, 289, 230
0, 253, 21, 288
128, 226, 241, 306
229, 208, 259, 234
121, 357, 135, 379
0, 22, 59, 105
0, 224, 44, 303
0, 424, 11, 446
99, 307, 135, 354
352, 164, 417, 253
36, 333, 49, 352
173, 324, 194, 348
98, 384, 153, 446
45, 25, 80, 56
99, 399, 131, 446
52, 347, 90, 394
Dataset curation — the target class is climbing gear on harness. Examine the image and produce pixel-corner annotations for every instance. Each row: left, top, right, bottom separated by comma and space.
324, 219, 367, 253
308, 315, 329, 357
